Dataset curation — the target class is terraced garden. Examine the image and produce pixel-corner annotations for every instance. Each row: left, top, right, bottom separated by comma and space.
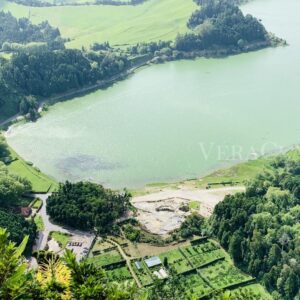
106, 264, 133, 283
87, 249, 124, 268
84, 236, 270, 298
131, 259, 153, 286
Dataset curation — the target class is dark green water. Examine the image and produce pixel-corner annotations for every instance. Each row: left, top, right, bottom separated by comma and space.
6, 0, 300, 188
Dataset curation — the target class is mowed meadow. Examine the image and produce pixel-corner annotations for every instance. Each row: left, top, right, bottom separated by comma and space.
0, 0, 197, 48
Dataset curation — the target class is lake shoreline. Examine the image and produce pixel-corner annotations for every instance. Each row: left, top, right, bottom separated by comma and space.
0, 35, 285, 129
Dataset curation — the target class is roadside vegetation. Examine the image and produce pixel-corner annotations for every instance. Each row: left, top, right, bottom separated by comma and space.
0, 135, 38, 252
34, 215, 44, 231
0, 229, 141, 299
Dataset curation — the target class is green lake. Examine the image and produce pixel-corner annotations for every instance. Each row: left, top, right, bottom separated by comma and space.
6, 0, 300, 189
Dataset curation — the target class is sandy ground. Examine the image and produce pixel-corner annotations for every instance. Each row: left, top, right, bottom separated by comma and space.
124, 240, 192, 257
131, 186, 244, 235
48, 239, 61, 253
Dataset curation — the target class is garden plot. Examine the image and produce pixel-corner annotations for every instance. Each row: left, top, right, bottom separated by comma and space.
188, 249, 225, 269
90, 239, 117, 256
180, 239, 219, 257
87, 249, 124, 268
106, 265, 133, 283
131, 260, 153, 286
184, 272, 213, 299
200, 260, 253, 290
159, 249, 192, 274
227, 284, 272, 300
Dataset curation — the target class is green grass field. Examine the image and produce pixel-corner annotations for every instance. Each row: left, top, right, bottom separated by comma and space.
32, 198, 43, 209
1, 0, 196, 49
6, 146, 58, 193
189, 201, 200, 210
34, 215, 44, 231
106, 265, 133, 282
196, 157, 275, 188
50, 231, 72, 248
87, 249, 124, 267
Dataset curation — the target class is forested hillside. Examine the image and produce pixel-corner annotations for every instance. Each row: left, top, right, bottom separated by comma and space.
0, 47, 129, 122
211, 155, 300, 300
176, 0, 269, 51
0, 136, 37, 252
0, 0, 281, 123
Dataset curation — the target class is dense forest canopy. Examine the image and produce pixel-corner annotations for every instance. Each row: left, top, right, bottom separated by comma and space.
47, 181, 131, 233
0, 209, 36, 251
211, 156, 300, 300
0, 47, 129, 121
176, 0, 267, 51
2, 49, 129, 97
0, 11, 65, 50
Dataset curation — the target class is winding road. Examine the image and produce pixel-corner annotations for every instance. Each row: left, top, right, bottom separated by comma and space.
32, 193, 94, 254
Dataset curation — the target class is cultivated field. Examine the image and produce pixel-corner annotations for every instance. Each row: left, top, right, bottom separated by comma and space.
1, 0, 197, 48
87, 237, 271, 299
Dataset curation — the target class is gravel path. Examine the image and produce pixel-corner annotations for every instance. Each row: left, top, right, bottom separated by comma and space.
32, 193, 94, 260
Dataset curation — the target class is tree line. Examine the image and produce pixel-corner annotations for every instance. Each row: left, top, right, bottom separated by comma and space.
211, 156, 300, 300
0, 11, 65, 50
177, 0, 268, 52
0, 47, 129, 121
46, 181, 131, 233
0, 135, 36, 253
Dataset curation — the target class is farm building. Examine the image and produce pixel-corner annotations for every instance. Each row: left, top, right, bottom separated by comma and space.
135, 261, 142, 270
144, 256, 162, 268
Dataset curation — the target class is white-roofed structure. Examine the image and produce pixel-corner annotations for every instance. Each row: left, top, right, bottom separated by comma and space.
144, 256, 162, 268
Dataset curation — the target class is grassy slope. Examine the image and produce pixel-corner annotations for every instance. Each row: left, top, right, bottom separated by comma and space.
0, 0, 196, 48
50, 231, 71, 248
131, 149, 300, 196
196, 148, 300, 187
34, 215, 44, 231
6, 145, 58, 193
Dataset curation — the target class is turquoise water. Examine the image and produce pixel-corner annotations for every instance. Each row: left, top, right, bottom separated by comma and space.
6, 0, 300, 188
